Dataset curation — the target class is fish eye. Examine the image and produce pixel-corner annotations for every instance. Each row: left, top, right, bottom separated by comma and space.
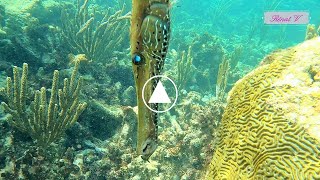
132, 53, 145, 65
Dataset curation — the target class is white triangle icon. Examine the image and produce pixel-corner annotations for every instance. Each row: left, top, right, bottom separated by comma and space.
148, 81, 171, 103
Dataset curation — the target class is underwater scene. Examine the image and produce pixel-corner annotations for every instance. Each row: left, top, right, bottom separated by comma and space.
0, 0, 320, 179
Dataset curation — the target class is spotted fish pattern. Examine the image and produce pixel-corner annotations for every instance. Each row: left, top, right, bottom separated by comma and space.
130, 0, 171, 160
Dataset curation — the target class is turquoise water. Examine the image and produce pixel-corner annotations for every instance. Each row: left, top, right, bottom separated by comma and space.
0, 0, 319, 179
173, 0, 319, 61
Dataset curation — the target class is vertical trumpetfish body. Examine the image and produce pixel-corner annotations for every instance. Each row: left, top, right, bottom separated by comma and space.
130, 0, 171, 160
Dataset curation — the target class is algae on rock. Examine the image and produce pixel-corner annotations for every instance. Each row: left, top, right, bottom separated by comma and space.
1, 60, 87, 148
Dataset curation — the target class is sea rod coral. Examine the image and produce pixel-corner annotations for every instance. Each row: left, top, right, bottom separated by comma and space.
1, 60, 87, 148
61, 0, 130, 62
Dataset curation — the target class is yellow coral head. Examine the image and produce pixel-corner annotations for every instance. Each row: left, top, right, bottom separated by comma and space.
206, 38, 320, 179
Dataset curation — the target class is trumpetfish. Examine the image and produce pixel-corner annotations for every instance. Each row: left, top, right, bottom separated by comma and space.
130, 0, 171, 160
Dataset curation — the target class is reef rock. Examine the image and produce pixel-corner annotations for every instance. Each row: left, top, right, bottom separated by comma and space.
206, 37, 320, 179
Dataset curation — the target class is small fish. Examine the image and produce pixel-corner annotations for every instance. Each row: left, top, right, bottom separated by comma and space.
130, 0, 171, 160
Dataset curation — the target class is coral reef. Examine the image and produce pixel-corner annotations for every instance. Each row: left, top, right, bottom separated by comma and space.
1, 61, 87, 148
216, 57, 229, 102
75, 92, 223, 179
305, 24, 318, 40
61, 0, 130, 62
228, 44, 243, 70
206, 37, 320, 179
166, 33, 229, 95
0, 0, 67, 70
175, 45, 194, 92
1, 0, 318, 179
191, 34, 224, 74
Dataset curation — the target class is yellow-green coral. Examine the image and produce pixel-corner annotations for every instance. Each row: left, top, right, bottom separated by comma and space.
176, 45, 194, 91
1, 61, 87, 148
206, 38, 320, 179
305, 24, 318, 40
216, 57, 229, 102
61, 0, 130, 62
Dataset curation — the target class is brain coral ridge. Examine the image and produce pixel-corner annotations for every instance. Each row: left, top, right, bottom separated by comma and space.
206, 37, 320, 179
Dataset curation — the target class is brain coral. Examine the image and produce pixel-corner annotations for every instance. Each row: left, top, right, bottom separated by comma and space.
206, 37, 320, 179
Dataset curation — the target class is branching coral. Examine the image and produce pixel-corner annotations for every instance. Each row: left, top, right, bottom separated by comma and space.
305, 24, 318, 40
228, 44, 242, 70
216, 57, 229, 102
176, 45, 194, 92
61, 0, 130, 62
1, 60, 87, 148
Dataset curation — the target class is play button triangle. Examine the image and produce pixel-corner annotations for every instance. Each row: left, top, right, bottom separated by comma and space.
148, 81, 171, 103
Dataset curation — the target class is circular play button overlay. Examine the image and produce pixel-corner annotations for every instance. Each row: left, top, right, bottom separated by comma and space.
142, 75, 178, 113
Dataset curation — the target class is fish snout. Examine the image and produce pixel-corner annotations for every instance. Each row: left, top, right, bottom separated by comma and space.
140, 137, 158, 161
